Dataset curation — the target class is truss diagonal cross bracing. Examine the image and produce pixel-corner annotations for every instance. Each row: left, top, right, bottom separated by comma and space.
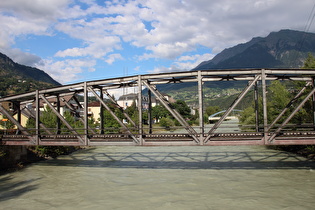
1, 69, 315, 146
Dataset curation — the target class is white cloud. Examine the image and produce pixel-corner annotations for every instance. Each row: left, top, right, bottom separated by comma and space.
35, 58, 96, 84
149, 53, 215, 74
105, 53, 123, 64
1, 0, 315, 84
2, 48, 42, 66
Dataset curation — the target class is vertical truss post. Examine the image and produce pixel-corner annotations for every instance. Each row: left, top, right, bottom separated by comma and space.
198, 71, 204, 145
35, 90, 40, 145
138, 75, 143, 145
84, 82, 89, 145
56, 94, 61, 134
14, 101, 21, 134
261, 69, 268, 144
313, 78, 315, 131
99, 87, 105, 134
254, 81, 259, 132
148, 89, 152, 134
205, 74, 260, 143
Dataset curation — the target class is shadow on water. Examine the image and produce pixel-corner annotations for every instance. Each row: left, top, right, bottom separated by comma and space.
0, 176, 39, 202
39, 148, 315, 170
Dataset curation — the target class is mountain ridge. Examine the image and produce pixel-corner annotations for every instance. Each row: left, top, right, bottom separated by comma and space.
193, 29, 315, 70
0, 52, 60, 96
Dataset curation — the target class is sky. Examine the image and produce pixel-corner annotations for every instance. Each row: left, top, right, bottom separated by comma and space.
0, 0, 315, 85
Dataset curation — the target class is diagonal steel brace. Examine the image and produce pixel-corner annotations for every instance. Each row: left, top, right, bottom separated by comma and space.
205, 74, 261, 143
142, 80, 200, 143
22, 106, 53, 135
40, 94, 85, 144
103, 89, 137, 127
0, 104, 36, 143
61, 97, 96, 135
268, 82, 311, 131
268, 87, 315, 142
88, 87, 140, 144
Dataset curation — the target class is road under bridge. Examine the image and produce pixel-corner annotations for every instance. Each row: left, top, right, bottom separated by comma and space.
1, 68, 315, 146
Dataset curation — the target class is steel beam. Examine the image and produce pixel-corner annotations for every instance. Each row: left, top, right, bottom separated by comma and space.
84, 82, 89, 145
148, 89, 153, 134
35, 90, 40, 145
254, 81, 259, 132
198, 71, 204, 145
138, 75, 144, 145
261, 69, 268, 144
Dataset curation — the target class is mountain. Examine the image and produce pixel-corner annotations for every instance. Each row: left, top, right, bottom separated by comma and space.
194, 29, 315, 70
157, 29, 315, 108
0, 52, 60, 96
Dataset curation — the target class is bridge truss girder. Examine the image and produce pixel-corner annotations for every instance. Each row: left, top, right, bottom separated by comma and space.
1, 69, 315, 146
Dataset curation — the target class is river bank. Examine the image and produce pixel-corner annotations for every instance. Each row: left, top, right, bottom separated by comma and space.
0, 145, 81, 173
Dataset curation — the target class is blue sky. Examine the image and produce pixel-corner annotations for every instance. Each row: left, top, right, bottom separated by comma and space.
0, 0, 314, 85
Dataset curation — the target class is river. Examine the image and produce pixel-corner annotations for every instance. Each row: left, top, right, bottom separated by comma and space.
0, 145, 315, 210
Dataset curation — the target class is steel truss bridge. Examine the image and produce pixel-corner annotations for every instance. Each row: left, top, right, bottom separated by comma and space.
1, 69, 315, 146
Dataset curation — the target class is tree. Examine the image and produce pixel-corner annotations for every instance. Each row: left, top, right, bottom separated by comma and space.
152, 105, 169, 120
205, 106, 220, 116
267, 80, 290, 122
303, 53, 315, 69
172, 100, 191, 119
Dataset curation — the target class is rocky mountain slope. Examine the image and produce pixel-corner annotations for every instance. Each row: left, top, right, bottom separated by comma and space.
194, 29, 315, 70
0, 52, 60, 96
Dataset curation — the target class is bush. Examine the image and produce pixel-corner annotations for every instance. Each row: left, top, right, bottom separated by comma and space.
159, 117, 175, 130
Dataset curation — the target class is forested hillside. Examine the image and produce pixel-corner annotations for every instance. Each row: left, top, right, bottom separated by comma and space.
0, 52, 60, 97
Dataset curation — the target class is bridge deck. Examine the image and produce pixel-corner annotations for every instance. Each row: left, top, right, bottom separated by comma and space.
2, 131, 315, 146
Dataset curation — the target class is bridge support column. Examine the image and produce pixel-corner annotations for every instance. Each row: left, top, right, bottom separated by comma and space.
99, 87, 104, 134
138, 75, 143, 145
56, 94, 61, 134
254, 81, 259, 132
198, 71, 204, 145
84, 82, 89, 145
35, 90, 40, 145
148, 89, 153, 134
261, 69, 268, 145
313, 78, 315, 131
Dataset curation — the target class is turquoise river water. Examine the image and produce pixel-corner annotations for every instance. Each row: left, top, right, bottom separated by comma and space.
0, 145, 315, 210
